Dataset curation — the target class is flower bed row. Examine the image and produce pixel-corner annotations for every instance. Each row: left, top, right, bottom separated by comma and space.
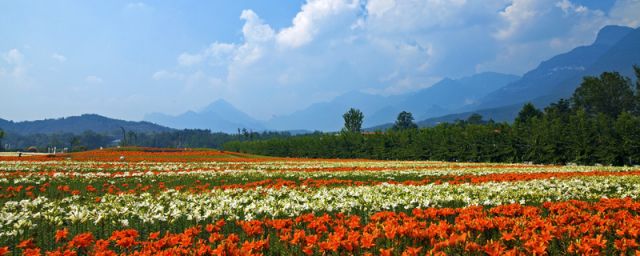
5, 198, 640, 255
2, 175, 640, 244
2, 169, 640, 201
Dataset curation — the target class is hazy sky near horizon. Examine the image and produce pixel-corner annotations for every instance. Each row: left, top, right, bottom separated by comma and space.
1, 0, 639, 121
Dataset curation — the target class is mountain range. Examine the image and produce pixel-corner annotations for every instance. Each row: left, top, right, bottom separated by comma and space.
2, 25, 638, 134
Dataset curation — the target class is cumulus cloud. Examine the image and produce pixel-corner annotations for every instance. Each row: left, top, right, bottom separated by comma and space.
276, 0, 360, 48
2, 48, 27, 79
240, 10, 275, 43
494, 0, 605, 43
51, 53, 66, 63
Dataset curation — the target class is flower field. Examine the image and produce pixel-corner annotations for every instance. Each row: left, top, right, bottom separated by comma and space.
1, 148, 640, 255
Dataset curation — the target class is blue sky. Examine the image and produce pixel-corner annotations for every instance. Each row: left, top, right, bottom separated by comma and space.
1, 0, 639, 121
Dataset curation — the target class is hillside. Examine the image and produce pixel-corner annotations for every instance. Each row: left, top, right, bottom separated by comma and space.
0, 114, 172, 135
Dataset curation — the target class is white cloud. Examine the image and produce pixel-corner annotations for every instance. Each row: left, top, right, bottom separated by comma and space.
240, 10, 275, 43
51, 53, 66, 63
177, 52, 204, 66
366, 0, 395, 17
495, 0, 542, 41
609, 0, 640, 28
178, 42, 237, 67
2, 48, 27, 79
276, 0, 360, 48
0, 48, 36, 89
494, 0, 607, 43
85, 75, 103, 84
4, 49, 23, 65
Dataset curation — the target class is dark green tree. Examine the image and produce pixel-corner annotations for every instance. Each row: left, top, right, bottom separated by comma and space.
342, 108, 364, 133
567, 109, 596, 164
615, 112, 640, 165
634, 65, 640, 114
120, 127, 127, 146
544, 99, 572, 121
572, 71, 635, 117
69, 136, 81, 152
0, 129, 4, 151
392, 111, 418, 130
513, 103, 543, 162
466, 113, 484, 125
515, 103, 543, 124
127, 131, 137, 146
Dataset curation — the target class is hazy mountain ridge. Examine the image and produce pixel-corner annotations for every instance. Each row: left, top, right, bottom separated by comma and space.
0, 114, 172, 135
145, 99, 266, 134
264, 72, 519, 131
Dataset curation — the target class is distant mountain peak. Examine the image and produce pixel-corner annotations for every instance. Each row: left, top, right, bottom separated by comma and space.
144, 99, 265, 133
593, 25, 633, 46
201, 99, 235, 113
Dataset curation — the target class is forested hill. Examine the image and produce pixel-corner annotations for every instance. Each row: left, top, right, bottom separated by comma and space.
0, 114, 172, 135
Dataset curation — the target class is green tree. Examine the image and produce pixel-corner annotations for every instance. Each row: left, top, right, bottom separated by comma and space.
69, 136, 81, 152
634, 65, 640, 114
0, 129, 4, 151
342, 108, 364, 133
615, 112, 640, 165
466, 113, 484, 125
392, 111, 418, 130
567, 109, 596, 164
544, 98, 572, 121
515, 103, 543, 124
572, 71, 635, 118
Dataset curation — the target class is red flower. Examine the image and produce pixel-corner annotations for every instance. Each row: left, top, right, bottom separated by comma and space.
55, 228, 69, 243
17, 239, 35, 249
22, 248, 41, 256
149, 231, 160, 240
402, 246, 422, 256
379, 248, 393, 256
69, 233, 94, 248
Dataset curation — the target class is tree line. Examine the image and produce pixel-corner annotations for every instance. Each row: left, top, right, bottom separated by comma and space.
0, 129, 294, 152
224, 67, 640, 166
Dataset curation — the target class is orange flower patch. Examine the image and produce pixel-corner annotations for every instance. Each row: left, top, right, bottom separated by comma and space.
11, 198, 640, 255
